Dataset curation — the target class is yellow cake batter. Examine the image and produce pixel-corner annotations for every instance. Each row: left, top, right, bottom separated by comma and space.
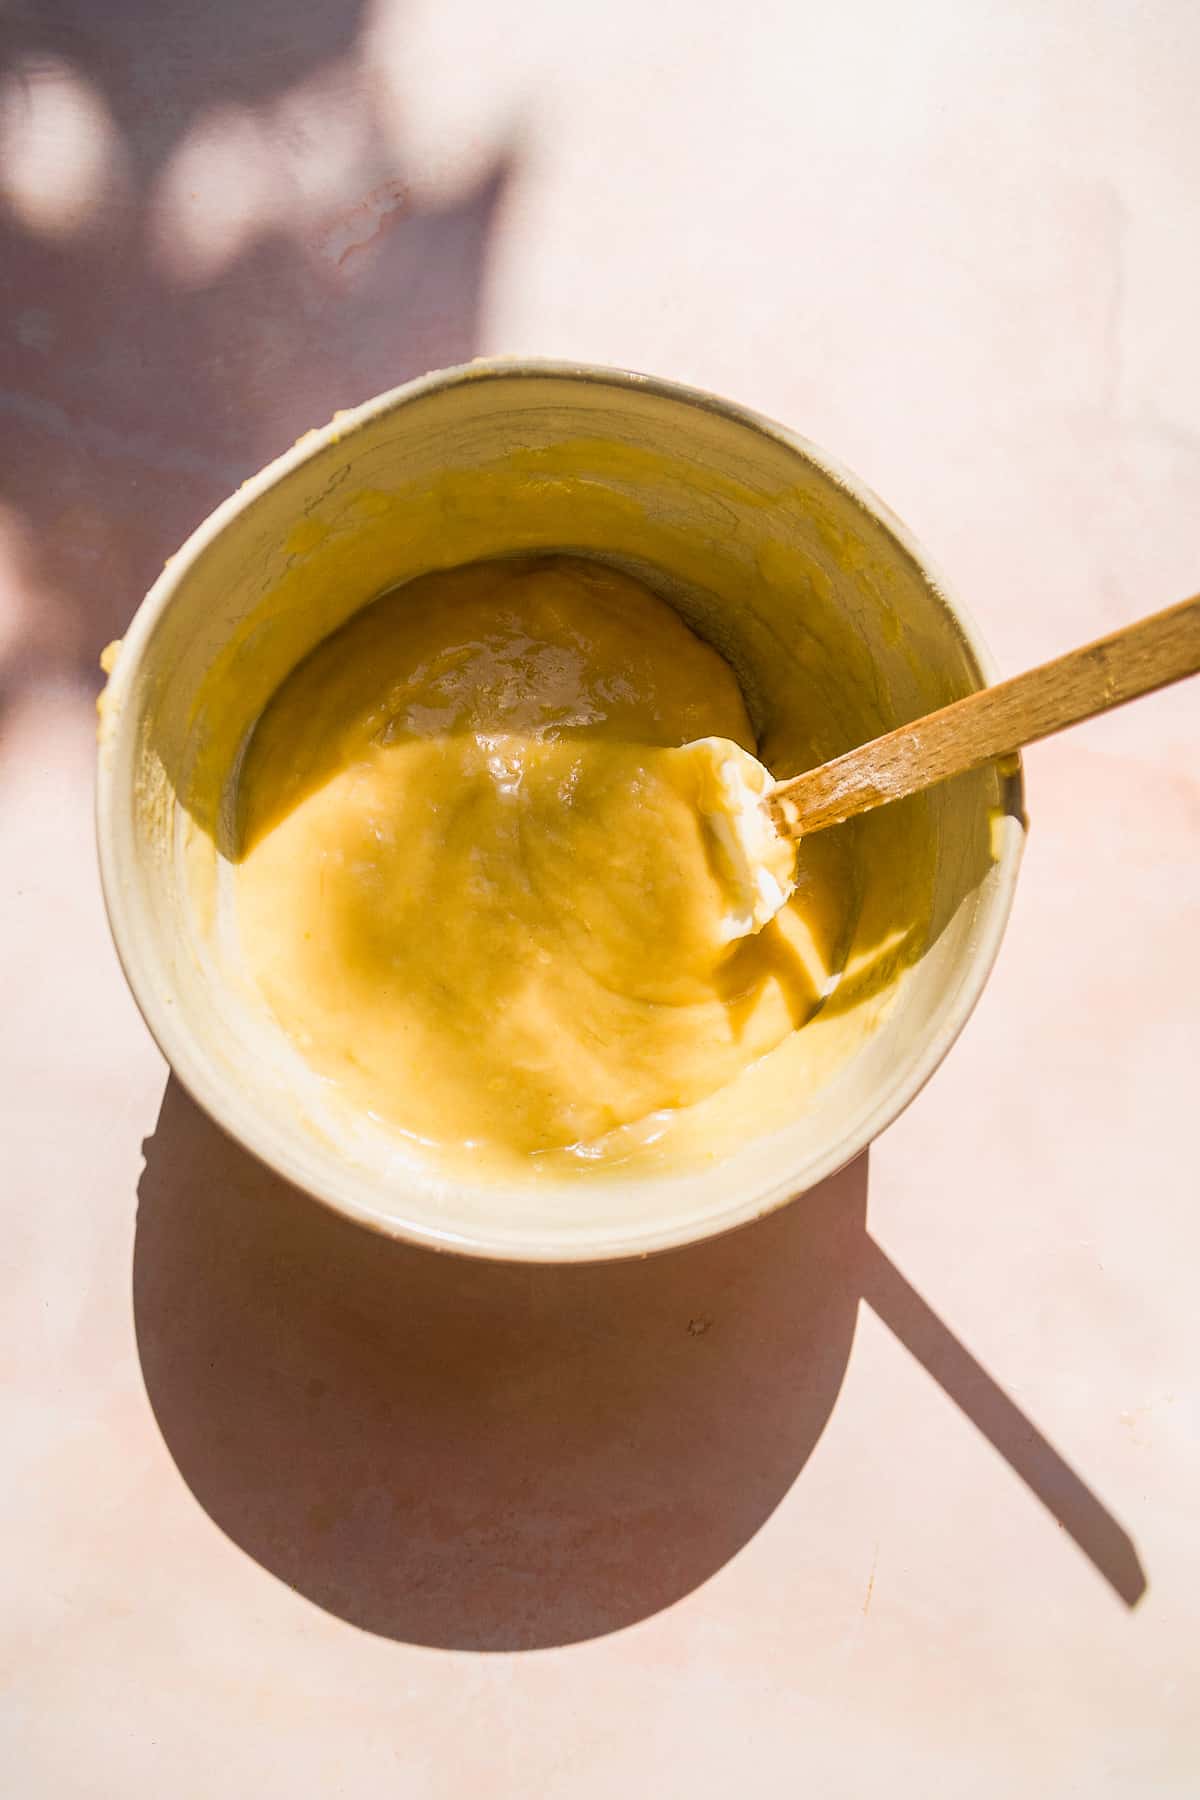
235, 556, 852, 1166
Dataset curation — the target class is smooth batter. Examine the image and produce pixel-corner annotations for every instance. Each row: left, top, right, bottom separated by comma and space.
235, 556, 850, 1167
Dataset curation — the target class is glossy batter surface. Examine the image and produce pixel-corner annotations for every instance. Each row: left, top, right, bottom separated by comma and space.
235, 557, 848, 1165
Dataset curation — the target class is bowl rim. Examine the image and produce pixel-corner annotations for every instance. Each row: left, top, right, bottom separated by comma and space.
96, 357, 1025, 1263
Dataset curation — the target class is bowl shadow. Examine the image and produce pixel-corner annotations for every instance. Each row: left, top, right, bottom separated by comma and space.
133, 1079, 1145, 1650
134, 1080, 865, 1648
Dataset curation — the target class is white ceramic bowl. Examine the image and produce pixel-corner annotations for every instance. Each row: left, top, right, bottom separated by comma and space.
97, 360, 1024, 1261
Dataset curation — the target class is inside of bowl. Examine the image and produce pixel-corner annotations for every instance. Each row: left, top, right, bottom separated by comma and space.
111, 368, 1023, 1257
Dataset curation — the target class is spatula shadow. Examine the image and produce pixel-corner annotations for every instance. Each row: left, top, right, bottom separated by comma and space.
133, 1079, 1144, 1650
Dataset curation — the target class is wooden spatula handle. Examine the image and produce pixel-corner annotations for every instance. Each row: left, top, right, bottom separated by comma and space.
768, 592, 1200, 837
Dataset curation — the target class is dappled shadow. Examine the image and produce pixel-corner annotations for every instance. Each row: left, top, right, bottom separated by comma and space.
134, 1079, 1144, 1651
0, 0, 513, 695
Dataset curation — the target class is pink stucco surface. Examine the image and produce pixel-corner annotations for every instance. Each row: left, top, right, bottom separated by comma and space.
2, 3, 1198, 1791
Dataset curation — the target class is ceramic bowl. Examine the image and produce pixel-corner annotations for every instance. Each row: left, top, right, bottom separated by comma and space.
97, 360, 1024, 1260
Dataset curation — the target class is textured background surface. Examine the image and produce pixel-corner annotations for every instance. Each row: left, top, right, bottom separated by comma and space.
2, 2, 1198, 1792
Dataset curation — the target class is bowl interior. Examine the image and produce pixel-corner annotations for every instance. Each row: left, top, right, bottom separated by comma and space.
99, 364, 1024, 1259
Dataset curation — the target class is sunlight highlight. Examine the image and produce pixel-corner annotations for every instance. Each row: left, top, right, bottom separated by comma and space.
147, 67, 374, 285
148, 103, 277, 283
0, 59, 126, 237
